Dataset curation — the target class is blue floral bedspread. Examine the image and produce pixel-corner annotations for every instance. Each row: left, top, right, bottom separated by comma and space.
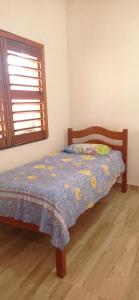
0, 150, 125, 249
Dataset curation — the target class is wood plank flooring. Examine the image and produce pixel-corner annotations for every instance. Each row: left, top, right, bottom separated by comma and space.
0, 185, 139, 300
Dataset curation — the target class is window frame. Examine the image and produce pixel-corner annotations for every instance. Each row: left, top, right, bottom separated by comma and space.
0, 29, 48, 150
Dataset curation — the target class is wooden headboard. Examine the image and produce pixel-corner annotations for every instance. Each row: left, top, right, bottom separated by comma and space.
68, 126, 128, 193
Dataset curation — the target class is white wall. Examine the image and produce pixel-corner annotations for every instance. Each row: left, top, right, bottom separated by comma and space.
0, 0, 70, 171
67, 0, 139, 185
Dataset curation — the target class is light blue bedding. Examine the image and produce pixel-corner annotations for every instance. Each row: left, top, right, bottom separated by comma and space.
0, 150, 125, 249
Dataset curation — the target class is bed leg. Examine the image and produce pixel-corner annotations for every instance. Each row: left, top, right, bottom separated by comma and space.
55, 247, 66, 278
122, 172, 127, 193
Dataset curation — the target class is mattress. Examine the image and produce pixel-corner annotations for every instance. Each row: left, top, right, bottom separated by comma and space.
0, 150, 125, 249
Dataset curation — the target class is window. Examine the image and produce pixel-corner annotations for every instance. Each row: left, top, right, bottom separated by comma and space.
0, 29, 48, 150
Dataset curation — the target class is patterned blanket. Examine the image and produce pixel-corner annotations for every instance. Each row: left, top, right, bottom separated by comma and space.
0, 150, 125, 249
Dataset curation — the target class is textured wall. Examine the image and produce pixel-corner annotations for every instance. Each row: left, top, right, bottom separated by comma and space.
67, 0, 139, 185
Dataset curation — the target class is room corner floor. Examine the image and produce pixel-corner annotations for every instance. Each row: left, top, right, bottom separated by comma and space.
0, 185, 139, 300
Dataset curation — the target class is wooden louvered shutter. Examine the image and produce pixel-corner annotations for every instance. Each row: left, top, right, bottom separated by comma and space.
0, 30, 48, 149
0, 39, 7, 149
0, 70, 6, 149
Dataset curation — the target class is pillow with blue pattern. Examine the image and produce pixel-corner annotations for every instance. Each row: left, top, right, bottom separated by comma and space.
64, 143, 111, 155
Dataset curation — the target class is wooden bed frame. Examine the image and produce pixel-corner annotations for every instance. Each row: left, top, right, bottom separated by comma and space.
0, 126, 128, 278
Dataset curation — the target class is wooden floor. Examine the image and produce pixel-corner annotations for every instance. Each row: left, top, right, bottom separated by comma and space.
0, 185, 139, 300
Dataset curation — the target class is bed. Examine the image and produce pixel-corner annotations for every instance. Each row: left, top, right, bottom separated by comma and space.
0, 126, 128, 278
